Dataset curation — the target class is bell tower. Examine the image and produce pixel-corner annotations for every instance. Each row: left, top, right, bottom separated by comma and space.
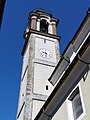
16, 9, 60, 120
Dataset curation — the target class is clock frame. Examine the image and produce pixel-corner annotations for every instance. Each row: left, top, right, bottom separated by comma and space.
39, 48, 52, 59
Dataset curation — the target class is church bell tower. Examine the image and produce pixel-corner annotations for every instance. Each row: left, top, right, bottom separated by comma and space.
16, 9, 60, 120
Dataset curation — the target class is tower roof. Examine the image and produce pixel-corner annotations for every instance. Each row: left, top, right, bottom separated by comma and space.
29, 9, 52, 17
28, 9, 59, 26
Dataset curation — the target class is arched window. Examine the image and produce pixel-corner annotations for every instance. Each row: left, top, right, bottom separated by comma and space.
40, 19, 48, 33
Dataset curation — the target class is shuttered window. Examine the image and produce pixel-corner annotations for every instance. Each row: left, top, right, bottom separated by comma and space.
69, 87, 83, 120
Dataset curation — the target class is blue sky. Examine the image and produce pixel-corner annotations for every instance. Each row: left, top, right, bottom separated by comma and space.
0, 0, 89, 120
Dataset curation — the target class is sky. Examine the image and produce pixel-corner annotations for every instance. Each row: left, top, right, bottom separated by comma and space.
0, 0, 89, 120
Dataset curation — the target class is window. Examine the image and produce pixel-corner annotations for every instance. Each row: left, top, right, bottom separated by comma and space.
40, 19, 48, 33
46, 85, 48, 90
17, 102, 25, 118
44, 39, 46, 44
68, 87, 83, 120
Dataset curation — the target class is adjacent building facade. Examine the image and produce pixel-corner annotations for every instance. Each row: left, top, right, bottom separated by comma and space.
50, 8, 90, 120
16, 8, 90, 120
34, 8, 90, 120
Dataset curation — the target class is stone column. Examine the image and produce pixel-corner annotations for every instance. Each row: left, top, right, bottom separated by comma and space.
36, 19, 40, 31
31, 16, 37, 30
48, 23, 53, 34
52, 21, 57, 35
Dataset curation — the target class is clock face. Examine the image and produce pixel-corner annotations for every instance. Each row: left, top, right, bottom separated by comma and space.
39, 48, 52, 59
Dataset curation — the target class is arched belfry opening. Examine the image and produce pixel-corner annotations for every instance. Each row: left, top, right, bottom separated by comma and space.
40, 19, 48, 33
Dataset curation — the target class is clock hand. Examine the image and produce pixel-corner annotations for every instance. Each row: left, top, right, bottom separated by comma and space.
42, 51, 47, 57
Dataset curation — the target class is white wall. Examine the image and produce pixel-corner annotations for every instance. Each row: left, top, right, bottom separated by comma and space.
34, 63, 54, 95
18, 42, 29, 114
35, 36, 56, 63
19, 70, 28, 110
21, 42, 29, 78
32, 100, 45, 120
